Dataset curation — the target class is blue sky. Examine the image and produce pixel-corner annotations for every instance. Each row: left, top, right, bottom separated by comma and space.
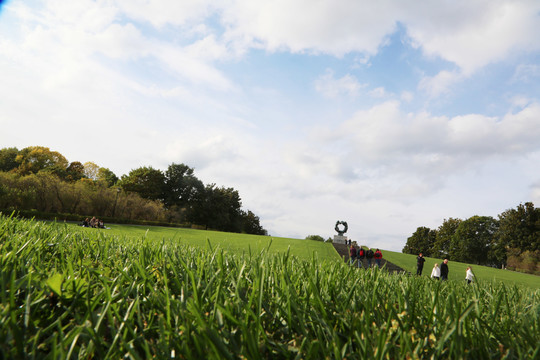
1, 0, 540, 251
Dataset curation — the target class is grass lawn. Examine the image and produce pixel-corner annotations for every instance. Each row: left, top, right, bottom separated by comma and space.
2, 216, 538, 358
381, 248, 540, 289
66, 221, 539, 288
67, 222, 341, 262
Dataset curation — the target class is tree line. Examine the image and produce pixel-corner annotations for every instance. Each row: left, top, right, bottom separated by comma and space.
0, 146, 267, 235
402, 203, 540, 275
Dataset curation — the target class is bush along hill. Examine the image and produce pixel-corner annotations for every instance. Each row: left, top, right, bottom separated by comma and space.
0, 146, 267, 235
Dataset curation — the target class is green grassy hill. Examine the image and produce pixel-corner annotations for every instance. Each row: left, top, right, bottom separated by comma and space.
2, 216, 539, 358
381, 248, 540, 288
68, 222, 539, 288
67, 222, 341, 262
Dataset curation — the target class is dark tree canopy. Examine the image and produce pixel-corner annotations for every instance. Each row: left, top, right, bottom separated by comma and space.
118, 166, 166, 202
0, 147, 19, 172
402, 227, 437, 256
449, 216, 498, 265
97, 167, 119, 187
497, 202, 540, 252
432, 218, 462, 258
164, 163, 204, 208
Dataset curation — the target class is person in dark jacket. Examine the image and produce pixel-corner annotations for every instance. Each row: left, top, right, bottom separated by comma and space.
440, 259, 449, 280
357, 247, 365, 268
366, 248, 374, 268
416, 253, 426, 275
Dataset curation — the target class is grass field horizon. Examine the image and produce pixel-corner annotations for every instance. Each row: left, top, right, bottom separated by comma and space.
64, 220, 540, 289
2, 215, 539, 358
65, 221, 341, 262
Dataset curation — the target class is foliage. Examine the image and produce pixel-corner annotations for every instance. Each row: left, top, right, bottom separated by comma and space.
164, 163, 204, 208
0, 147, 266, 235
191, 184, 243, 232
66, 161, 85, 181
14, 146, 69, 176
450, 216, 499, 265
241, 210, 267, 235
0, 172, 165, 222
305, 234, 325, 242
97, 167, 119, 187
118, 166, 166, 201
1, 216, 538, 359
402, 226, 437, 256
497, 202, 540, 252
0, 147, 19, 172
403, 203, 540, 274
507, 249, 540, 275
432, 218, 462, 258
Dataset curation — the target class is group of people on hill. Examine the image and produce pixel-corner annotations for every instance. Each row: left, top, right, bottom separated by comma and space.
417, 253, 475, 283
348, 244, 383, 269
80, 216, 106, 229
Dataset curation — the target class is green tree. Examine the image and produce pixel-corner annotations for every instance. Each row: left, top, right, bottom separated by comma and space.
305, 235, 325, 242
164, 163, 204, 208
432, 218, 462, 258
66, 161, 86, 181
118, 166, 166, 201
402, 227, 437, 256
15, 146, 68, 176
241, 210, 267, 235
83, 162, 100, 180
0, 147, 19, 172
496, 202, 540, 253
450, 215, 498, 265
193, 184, 243, 232
97, 167, 119, 187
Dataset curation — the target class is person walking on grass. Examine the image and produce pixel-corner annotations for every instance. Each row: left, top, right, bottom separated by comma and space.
374, 249, 383, 268
357, 246, 365, 268
431, 263, 440, 280
416, 253, 426, 275
440, 259, 449, 280
366, 248, 374, 268
349, 245, 357, 266
465, 266, 475, 284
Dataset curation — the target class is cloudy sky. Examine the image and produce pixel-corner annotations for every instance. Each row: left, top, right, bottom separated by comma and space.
1, 0, 540, 251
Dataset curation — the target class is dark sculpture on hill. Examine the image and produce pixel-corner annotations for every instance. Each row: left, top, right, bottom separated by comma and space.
335, 221, 348, 236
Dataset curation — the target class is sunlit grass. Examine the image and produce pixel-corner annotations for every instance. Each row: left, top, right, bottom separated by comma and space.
1, 215, 539, 359
68, 221, 341, 262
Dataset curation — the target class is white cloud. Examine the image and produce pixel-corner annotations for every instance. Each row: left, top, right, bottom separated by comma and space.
313, 101, 540, 182
418, 70, 464, 98
217, 0, 540, 76
368, 87, 388, 98
314, 69, 365, 98
512, 64, 540, 82
115, 0, 214, 28
220, 0, 400, 56
401, 91, 414, 102
402, 0, 540, 74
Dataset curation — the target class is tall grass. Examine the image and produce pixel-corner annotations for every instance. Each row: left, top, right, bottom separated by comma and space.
1, 215, 539, 359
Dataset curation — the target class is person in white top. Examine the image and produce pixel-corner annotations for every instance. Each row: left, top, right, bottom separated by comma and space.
431, 263, 441, 280
465, 266, 475, 284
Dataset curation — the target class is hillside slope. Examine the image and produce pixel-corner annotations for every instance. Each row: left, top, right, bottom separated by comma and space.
382, 249, 540, 288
